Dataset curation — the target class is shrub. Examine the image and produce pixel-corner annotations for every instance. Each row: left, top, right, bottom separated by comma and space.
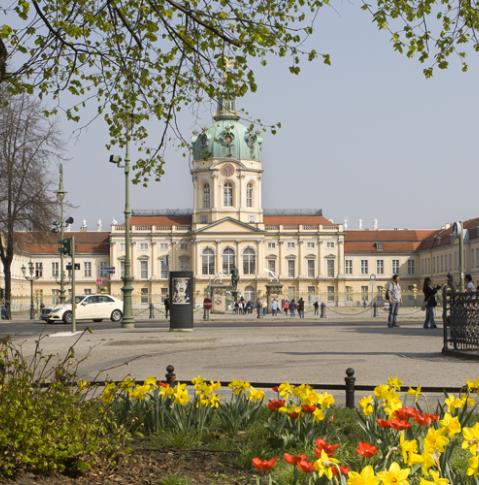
0, 335, 130, 477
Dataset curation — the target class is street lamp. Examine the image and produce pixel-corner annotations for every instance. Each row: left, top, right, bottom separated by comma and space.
21, 261, 40, 320
109, 147, 135, 328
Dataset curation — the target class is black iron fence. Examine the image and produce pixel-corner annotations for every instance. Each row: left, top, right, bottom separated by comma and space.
81, 365, 467, 409
443, 289, 479, 356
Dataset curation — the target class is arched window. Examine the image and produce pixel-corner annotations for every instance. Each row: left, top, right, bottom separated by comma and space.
222, 247, 235, 275
203, 183, 210, 208
202, 248, 215, 275
243, 247, 256, 275
224, 182, 233, 207
246, 183, 253, 207
244, 286, 255, 302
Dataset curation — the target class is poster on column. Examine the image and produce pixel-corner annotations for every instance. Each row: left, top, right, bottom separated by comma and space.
169, 271, 194, 330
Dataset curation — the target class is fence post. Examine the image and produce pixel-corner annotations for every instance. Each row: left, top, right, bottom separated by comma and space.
345, 367, 356, 409
320, 302, 326, 318
165, 364, 176, 385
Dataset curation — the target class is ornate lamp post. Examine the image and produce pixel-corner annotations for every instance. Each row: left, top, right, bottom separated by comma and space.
109, 142, 135, 328
55, 164, 67, 303
21, 261, 40, 320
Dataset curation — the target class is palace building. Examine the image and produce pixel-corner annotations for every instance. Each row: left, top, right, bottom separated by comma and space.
6, 99, 479, 311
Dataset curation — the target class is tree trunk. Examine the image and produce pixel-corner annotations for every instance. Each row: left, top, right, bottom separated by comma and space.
3, 260, 12, 320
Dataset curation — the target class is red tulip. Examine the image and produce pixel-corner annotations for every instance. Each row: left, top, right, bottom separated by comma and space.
298, 458, 315, 473
356, 441, 378, 458
252, 457, 278, 472
414, 412, 439, 426
389, 418, 412, 430
394, 407, 419, 420
267, 399, 285, 412
332, 465, 350, 476
301, 404, 317, 413
315, 438, 340, 457
284, 452, 307, 465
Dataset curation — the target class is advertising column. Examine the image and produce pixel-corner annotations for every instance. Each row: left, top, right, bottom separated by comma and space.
169, 271, 194, 331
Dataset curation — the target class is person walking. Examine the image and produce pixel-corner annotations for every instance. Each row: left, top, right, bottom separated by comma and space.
289, 299, 296, 317
256, 297, 262, 319
271, 299, 278, 316
297, 297, 305, 319
387, 274, 402, 328
203, 295, 212, 320
313, 300, 319, 316
164, 295, 170, 319
423, 277, 440, 329
283, 299, 289, 315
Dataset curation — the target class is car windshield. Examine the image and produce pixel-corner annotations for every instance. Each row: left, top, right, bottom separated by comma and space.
64, 295, 87, 304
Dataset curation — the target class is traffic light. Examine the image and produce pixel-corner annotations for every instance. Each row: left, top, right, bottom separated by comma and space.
58, 238, 72, 256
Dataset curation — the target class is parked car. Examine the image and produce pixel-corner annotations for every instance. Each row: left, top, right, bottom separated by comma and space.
44, 294, 123, 324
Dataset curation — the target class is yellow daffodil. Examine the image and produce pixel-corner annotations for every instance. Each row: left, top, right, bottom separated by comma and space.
439, 412, 461, 438
377, 462, 410, 485
228, 379, 251, 395
420, 451, 437, 476
359, 395, 374, 416
419, 471, 450, 484
467, 455, 479, 477
462, 423, 479, 455
444, 393, 473, 414
424, 428, 449, 455
173, 383, 190, 406
399, 433, 422, 466
247, 387, 265, 402
466, 377, 479, 393
77, 379, 88, 391
374, 384, 391, 399
101, 382, 117, 404
407, 385, 422, 402
317, 392, 335, 409
312, 408, 325, 422
119, 376, 135, 390
277, 382, 295, 398
388, 376, 404, 391
383, 396, 402, 417
313, 449, 339, 480
143, 376, 157, 388
128, 384, 151, 401
347, 465, 380, 485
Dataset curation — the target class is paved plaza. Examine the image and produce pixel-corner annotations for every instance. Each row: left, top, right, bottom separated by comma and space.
2, 313, 477, 392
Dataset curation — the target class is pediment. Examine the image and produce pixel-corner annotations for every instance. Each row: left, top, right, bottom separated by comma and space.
194, 217, 264, 234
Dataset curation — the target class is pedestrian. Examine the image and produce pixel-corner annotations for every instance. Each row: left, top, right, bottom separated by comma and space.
164, 295, 170, 319
313, 300, 319, 316
283, 299, 289, 315
422, 277, 440, 329
465, 274, 476, 292
271, 299, 278, 316
262, 298, 268, 316
256, 297, 262, 318
386, 274, 402, 328
203, 295, 212, 320
297, 297, 305, 319
289, 299, 296, 317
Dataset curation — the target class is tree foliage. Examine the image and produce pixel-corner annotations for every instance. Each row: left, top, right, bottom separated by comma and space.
0, 0, 327, 184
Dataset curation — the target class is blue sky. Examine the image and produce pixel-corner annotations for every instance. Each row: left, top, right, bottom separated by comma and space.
48, 1, 479, 231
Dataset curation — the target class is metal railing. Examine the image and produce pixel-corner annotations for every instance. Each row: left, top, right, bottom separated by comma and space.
443, 289, 479, 356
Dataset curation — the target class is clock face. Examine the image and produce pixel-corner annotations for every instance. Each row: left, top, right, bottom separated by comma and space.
223, 133, 234, 145
221, 164, 235, 177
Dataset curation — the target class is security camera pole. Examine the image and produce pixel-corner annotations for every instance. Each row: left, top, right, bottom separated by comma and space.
55, 164, 67, 303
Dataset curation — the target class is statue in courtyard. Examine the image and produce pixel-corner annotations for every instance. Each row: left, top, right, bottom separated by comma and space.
230, 266, 240, 290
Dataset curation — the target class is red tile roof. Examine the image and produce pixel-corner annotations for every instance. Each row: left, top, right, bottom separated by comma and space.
129, 215, 192, 226
15, 232, 110, 255
418, 217, 479, 250
345, 229, 436, 254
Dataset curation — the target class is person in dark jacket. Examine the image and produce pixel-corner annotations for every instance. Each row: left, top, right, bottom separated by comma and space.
423, 277, 440, 329
297, 297, 305, 318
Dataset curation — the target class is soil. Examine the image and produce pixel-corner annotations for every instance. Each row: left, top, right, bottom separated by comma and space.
0, 449, 254, 485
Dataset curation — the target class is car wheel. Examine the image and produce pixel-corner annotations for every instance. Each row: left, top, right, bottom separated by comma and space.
93, 319, 103, 322
63, 311, 72, 324
111, 309, 122, 322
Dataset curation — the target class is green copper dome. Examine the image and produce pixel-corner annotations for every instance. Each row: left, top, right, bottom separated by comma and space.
192, 98, 262, 161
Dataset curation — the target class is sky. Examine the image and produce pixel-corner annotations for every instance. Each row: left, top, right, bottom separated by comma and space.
39, 1, 479, 231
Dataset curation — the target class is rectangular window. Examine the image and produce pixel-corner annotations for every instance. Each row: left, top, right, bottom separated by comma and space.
307, 241, 315, 249
179, 256, 189, 271
267, 259, 276, 275
408, 259, 415, 275
327, 286, 335, 303
267, 242, 276, 249
160, 256, 169, 278
140, 242, 149, 251
376, 259, 384, 275
288, 259, 295, 278
180, 241, 188, 250
35, 262, 43, 278
200, 215, 208, 224
345, 260, 353, 275
327, 259, 335, 277
346, 286, 353, 302
52, 289, 60, 304
84, 288, 92, 295
99, 261, 108, 277
84, 261, 92, 278
307, 259, 315, 278
327, 241, 335, 248
141, 288, 149, 304
392, 259, 400, 274
161, 287, 169, 297
287, 242, 295, 249
360, 259, 368, 275
361, 285, 369, 302
288, 286, 296, 300
140, 260, 148, 279
52, 262, 59, 278
120, 260, 125, 278
160, 242, 169, 250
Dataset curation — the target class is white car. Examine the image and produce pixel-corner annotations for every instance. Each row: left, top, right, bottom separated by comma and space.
45, 294, 123, 324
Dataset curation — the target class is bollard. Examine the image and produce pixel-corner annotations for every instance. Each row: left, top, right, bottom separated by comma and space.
345, 367, 356, 409
165, 364, 176, 385
149, 303, 155, 319
320, 302, 326, 318
373, 302, 377, 318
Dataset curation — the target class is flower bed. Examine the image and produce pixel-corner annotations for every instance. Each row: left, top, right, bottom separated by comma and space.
105, 376, 479, 484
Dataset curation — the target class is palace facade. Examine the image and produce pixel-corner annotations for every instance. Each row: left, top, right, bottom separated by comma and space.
6, 100, 479, 310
